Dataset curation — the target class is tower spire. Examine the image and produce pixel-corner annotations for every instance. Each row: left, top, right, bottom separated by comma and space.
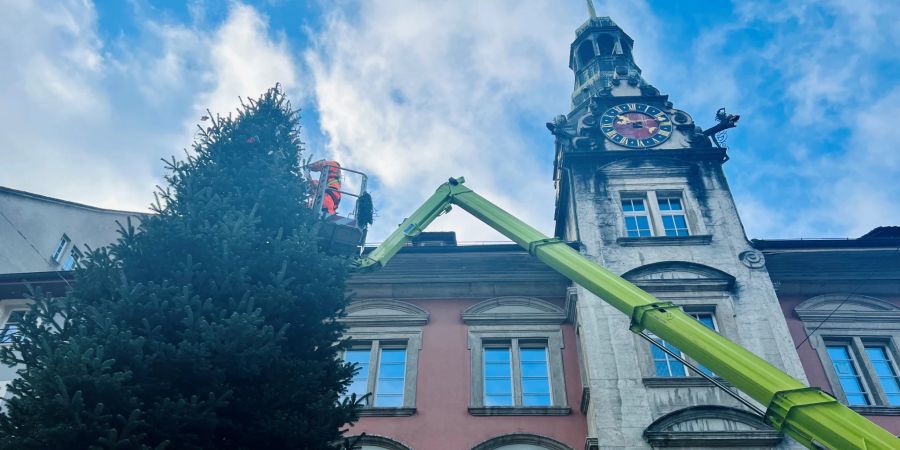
586, 0, 597, 19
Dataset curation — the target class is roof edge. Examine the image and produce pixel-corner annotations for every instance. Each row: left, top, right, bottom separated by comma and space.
0, 185, 150, 216
752, 237, 900, 250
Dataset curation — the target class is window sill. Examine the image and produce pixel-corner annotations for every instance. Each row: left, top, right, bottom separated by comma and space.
617, 235, 712, 246
468, 406, 571, 416
850, 406, 900, 416
357, 407, 416, 417
642, 377, 732, 388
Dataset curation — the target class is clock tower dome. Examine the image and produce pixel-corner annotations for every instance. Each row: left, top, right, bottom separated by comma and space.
554, 3, 808, 449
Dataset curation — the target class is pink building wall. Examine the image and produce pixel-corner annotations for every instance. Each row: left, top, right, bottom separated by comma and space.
779, 295, 900, 434
347, 298, 587, 450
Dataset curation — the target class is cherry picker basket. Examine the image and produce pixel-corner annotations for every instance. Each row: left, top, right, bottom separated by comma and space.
304, 162, 371, 256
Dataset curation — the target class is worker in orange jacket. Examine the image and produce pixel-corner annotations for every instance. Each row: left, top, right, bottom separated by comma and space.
308, 160, 342, 215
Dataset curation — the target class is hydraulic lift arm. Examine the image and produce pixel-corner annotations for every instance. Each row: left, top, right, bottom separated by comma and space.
354, 177, 898, 450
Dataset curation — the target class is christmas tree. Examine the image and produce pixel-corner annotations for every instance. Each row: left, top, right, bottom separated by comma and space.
0, 86, 360, 449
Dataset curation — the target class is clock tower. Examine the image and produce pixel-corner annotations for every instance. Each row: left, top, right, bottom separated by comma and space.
552, 6, 809, 449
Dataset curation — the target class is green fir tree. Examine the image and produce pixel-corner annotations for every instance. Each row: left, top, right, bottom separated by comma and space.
0, 86, 360, 449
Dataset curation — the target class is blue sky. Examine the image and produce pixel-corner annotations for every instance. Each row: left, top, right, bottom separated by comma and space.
2, 0, 898, 242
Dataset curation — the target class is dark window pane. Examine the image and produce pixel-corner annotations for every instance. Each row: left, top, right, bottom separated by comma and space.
635, 216, 650, 230
654, 361, 670, 376
662, 215, 674, 229
633, 199, 645, 212
624, 216, 637, 230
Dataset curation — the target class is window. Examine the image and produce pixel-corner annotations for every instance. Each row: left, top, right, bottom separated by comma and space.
649, 310, 718, 377
482, 341, 551, 408
822, 339, 900, 407
343, 343, 408, 408
375, 347, 406, 407
0, 310, 25, 344
794, 295, 900, 409
657, 195, 690, 236
619, 191, 694, 238
865, 346, 900, 406
826, 344, 871, 406
463, 297, 569, 415
345, 347, 371, 401
577, 40, 595, 67
520, 345, 551, 406
621, 197, 652, 237
484, 345, 513, 406
651, 337, 686, 377
338, 299, 425, 415
50, 234, 70, 263
61, 247, 82, 271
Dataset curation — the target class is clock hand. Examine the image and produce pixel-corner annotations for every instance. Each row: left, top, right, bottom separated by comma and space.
615, 115, 633, 125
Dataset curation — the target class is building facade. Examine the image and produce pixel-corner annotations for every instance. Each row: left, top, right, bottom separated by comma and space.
0, 11, 898, 450
756, 228, 900, 436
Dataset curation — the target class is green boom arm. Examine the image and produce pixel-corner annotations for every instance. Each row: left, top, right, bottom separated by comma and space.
354, 177, 898, 450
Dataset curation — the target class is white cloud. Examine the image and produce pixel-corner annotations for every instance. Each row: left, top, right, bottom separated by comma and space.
0, 1, 301, 214
307, 1, 610, 241
674, 0, 900, 239
194, 3, 299, 120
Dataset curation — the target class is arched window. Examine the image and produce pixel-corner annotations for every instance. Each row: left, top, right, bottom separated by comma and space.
621, 262, 738, 383
345, 434, 412, 450
595, 35, 615, 56
576, 40, 595, 68
471, 432, 574, 450
644, 406, 782, 447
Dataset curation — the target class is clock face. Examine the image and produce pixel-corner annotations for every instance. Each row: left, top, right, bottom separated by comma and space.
599, 103, 673, 148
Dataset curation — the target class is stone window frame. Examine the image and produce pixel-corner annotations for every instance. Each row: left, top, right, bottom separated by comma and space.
614, 185, 705, 239
0, 300, 31, 346
339, 299, 427, 417
50, 234, 71, 264
602, 173, 713, 246
471, 432, 575, 450
463, 296, 570, 416
621, 262, 740, 387
796, 294, 900, 415
345, 434, 412, 450
642, 405, 782, 447
641, 302, 728, 381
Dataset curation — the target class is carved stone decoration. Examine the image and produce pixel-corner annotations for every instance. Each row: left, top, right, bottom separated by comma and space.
571, 113, 603, 151
739, 250, 766, 269
472, 433, 576, 450
344, 434, 412, 450
644, 406, 782, 447
546, 115, 571, 138
639, 83, 659, 96
687, 125, 713, 147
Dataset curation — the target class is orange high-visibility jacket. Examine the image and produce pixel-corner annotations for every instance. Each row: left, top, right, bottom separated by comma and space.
309, 160, 342, 213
